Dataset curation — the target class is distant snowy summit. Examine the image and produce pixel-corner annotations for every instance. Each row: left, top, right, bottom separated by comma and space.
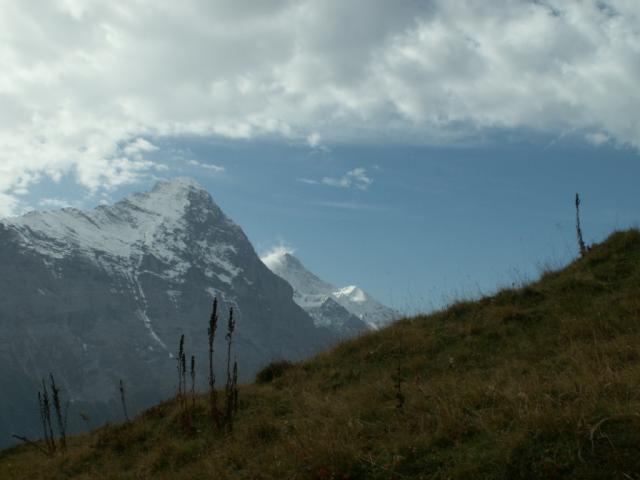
261, 249, 399, 332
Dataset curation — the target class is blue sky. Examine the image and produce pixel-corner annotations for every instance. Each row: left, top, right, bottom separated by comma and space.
1, 1, 639, 312
184, 138, 639, 313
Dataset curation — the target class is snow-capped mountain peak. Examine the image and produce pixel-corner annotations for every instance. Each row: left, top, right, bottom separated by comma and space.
3, 177, 231, 267
262, 249, 334, 305
261, 250, 398, 330
125, 177, 208, 217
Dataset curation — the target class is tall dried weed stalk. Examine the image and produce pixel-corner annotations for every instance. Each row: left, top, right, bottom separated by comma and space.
223, 307, 238, 430
575, 193, 587, 256
49, 374, 67, 450
190, 355, 196, 410
38, 381, 55, 455
208, 298, 220, 424
175, 334, 194, 430
119, 379, 130, 422
24, 374, 69, 456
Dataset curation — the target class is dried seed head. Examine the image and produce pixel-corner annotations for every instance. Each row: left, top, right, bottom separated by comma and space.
226, 307, 235, 339
209, 298, 218, 338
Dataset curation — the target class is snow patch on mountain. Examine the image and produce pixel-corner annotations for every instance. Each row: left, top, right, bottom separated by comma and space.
335, 285, 367, 303
9, 178, 192, 258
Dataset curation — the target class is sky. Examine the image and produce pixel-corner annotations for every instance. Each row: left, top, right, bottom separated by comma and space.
1, 0, 639, 312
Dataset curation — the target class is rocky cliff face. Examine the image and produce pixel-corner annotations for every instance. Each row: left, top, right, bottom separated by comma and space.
0, 178, 332, 447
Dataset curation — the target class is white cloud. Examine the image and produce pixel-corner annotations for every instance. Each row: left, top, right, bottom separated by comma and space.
260, 243, 295, 270
346, 168, 372, 190
0, 193, 19, 217
38, 197, 74, 209
585, 131, 610, 146
123, 138, 159, 156
298, 178, 318, 185
188, 160, 225, 173
321, 168, 373, 190
307, 132, 321, 148
0, 0, 639, 213
321, 176, 352, 188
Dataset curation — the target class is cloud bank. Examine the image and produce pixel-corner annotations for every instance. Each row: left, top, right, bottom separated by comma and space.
321, 168, 373, 190
1, 0, 639, 214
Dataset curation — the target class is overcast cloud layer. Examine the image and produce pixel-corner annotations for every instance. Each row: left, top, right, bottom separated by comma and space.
0, 0, 639, 215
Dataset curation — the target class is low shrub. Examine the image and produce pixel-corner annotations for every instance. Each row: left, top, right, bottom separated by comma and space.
255, 360, 293, 384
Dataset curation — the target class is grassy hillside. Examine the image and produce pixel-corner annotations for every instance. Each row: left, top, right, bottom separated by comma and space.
1, 229, 640, 479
